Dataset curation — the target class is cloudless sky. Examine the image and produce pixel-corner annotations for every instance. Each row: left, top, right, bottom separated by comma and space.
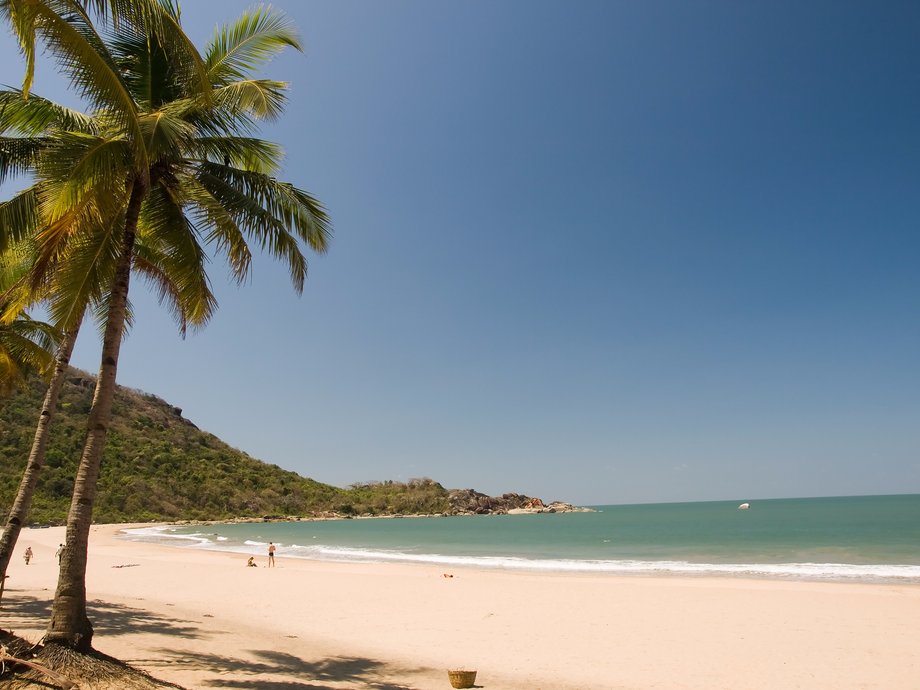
2, 1, 918, 505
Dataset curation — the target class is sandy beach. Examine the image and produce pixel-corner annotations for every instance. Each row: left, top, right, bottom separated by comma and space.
1, 524, 917, 689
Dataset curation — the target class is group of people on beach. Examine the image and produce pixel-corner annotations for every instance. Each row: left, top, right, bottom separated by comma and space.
246, 542, 276, 568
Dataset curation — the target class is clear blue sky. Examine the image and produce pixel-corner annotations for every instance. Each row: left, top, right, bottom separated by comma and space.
2, 1, 918, 505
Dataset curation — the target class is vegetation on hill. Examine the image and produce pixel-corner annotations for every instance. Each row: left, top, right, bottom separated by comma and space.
0, 370, 451, 523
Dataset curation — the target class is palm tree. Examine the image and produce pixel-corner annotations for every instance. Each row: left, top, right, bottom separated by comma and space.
0, 84, 220, 599
3, 5, 329, 650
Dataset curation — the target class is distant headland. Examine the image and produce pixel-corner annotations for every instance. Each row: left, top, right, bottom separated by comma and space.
0, 371, 588, 524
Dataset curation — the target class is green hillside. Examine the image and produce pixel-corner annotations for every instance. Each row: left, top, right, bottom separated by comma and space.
0, 371, 450, 523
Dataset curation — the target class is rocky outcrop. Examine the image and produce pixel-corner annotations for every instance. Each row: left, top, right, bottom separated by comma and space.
446, 490, 590, 516
67, 376, 94, 390
507, 500, 589, 515
172, 406, 199, 430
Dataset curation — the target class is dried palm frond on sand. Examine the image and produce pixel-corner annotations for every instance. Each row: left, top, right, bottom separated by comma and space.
1, 630, 186, 690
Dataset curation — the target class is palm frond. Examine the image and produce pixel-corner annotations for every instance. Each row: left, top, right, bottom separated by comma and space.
134, 180, 217, 332
35, 132, 132, 216
0, 186, 39, 252
193, 164, 332, 293
261, 180, 331, 253
206, 5, 301, 85
42, 211, 124, 331
0, 238, 41, 319
179, 173, 252, 284
198, 161, 331, 254
0, 311, 58, 393
211, 79, 289, 122
30, 182, 122, 297
139, 109, 195, 160
0, 136, 46, 185
29, 1, 148, 172
1, 0, 40, 96
6, 312, 59, 354
0, 89, 97, 134
187, 135, 283, 174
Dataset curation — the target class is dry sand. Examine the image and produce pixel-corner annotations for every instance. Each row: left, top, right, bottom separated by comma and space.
2, 524, 918, 689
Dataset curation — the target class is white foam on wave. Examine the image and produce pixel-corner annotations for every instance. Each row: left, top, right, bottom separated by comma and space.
122, 526, 170, 537
120, 528, 920, 582
121, 526, 213, 546
282, 544, 920, 581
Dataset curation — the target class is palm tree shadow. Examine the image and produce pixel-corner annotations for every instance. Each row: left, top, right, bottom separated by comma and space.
1, 593, 204, 639
4, 597, 438, 688
151, 646, 434, 690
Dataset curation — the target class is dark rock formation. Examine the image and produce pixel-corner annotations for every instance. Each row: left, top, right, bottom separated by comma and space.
446, 490, 587, 515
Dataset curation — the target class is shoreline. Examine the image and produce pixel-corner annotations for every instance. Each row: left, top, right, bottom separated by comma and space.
124, 520, 920, 585
3, 524, 919, 689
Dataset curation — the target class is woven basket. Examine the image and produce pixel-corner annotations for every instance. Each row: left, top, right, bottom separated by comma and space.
447, 669, 477, 688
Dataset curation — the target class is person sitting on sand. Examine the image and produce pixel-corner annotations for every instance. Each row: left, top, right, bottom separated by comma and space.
247, 557, 257, 567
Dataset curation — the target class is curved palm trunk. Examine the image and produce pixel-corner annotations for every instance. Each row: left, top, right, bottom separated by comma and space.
45, 179, 145, 651
0, 322, 81, 604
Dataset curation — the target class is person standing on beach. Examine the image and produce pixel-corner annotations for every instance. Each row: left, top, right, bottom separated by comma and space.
268, 542, 276, 567
23, 547, 33, 565
56, 544, 65, 563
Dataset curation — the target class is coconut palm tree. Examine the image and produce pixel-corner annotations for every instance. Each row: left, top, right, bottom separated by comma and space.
0, 82, 221, 599
3, 5, 329, 650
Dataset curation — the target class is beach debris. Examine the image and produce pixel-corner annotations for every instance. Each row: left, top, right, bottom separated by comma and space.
111, 563, 140, 568
0, 646, 79, 689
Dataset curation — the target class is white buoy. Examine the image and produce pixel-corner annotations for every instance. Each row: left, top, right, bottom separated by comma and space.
738, 502, 750, 510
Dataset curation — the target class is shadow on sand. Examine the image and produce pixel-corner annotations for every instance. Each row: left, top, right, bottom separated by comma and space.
1, 593, 203, 639
2, 595, 437, 689
149, 647, 432, 690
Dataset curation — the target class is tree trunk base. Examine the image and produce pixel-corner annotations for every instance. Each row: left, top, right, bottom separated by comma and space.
0, 631, 187, 689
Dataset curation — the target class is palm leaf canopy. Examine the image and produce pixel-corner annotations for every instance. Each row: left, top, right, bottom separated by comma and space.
2, 1, 330, 337
0, 0, 210, 101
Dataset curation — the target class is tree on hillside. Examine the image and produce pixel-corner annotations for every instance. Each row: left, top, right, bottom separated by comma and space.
0, 4, 329, 651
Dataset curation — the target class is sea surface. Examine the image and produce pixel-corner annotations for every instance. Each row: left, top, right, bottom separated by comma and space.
121, 494, 920, 583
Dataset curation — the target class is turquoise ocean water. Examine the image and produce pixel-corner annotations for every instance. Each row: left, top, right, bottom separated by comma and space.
123, 494, 920, 583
